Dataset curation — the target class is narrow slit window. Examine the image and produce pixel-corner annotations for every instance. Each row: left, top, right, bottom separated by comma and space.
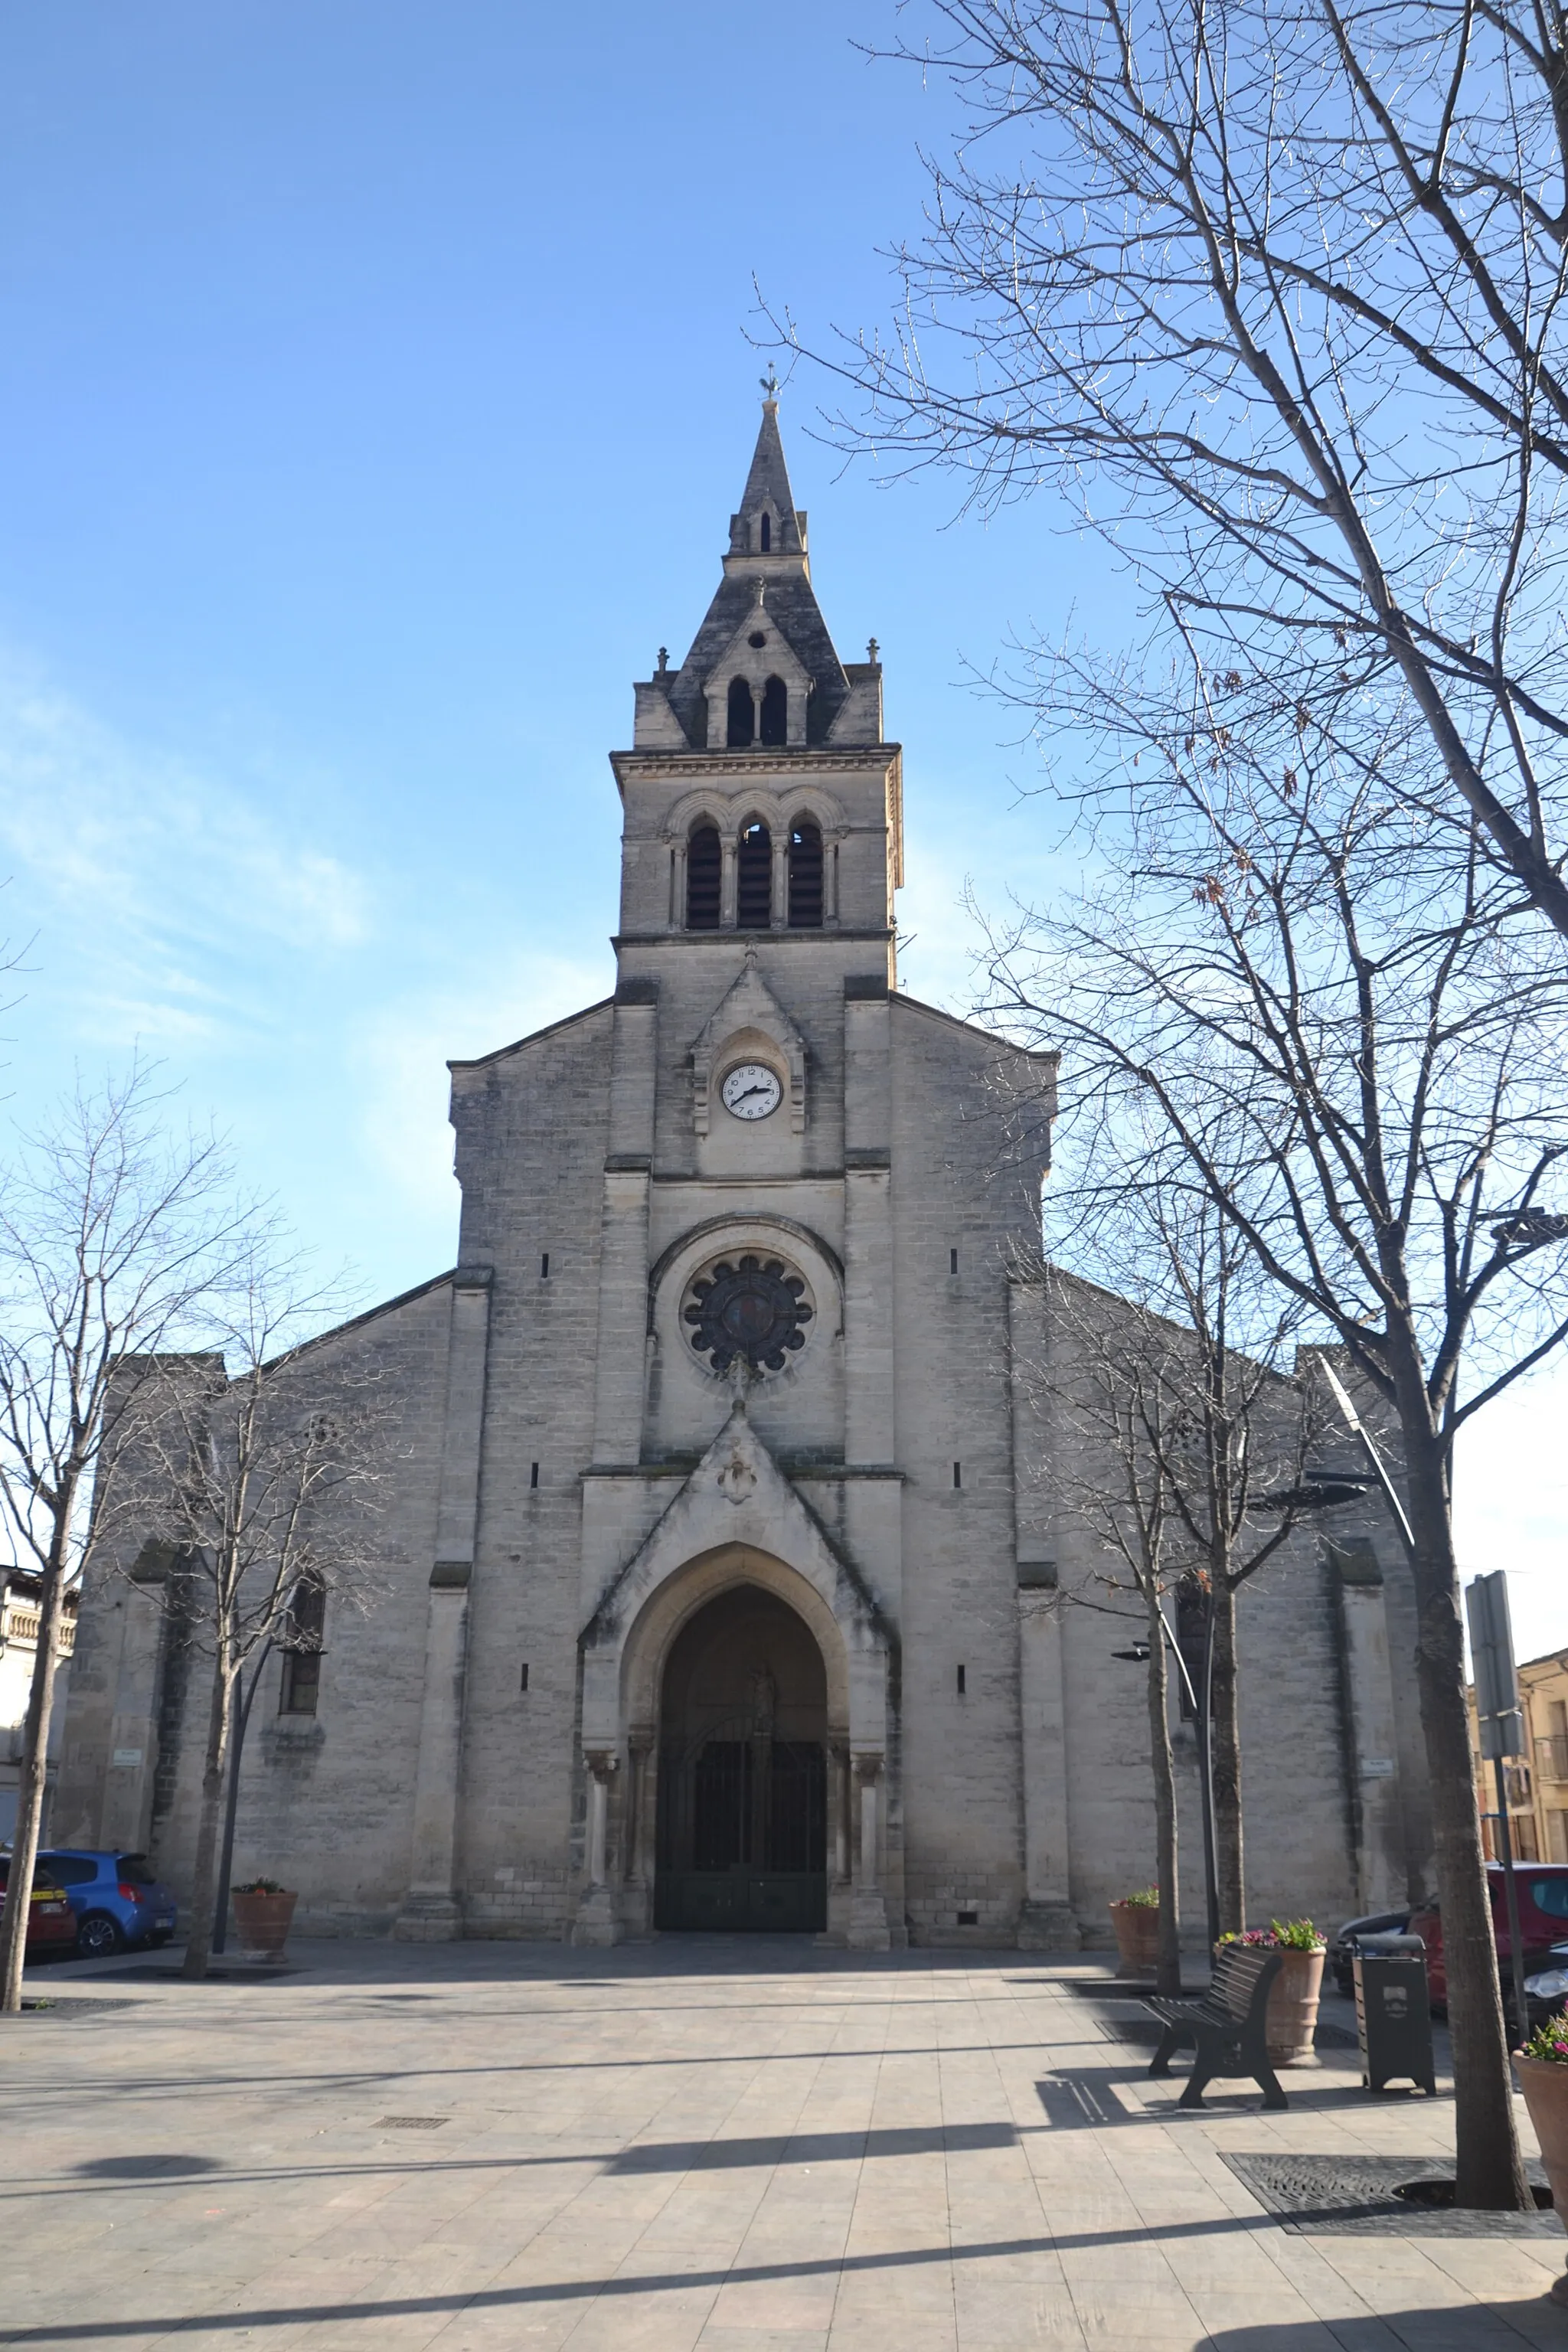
279, 1578, 325, 1717
759, 511, 771, 551
530, 1462, 540, 1490
952, 1462, 962, 1489
788, 820, 823, 927
949, 1247, 959, 1276
540, 1252, 550, 1279
727, 675, 755, 748
760, 675, 788, 746
737, 822, 772, 928
520, 1662, 530, 1693
956, 1664, 967, 1696
686, 825, 721, 928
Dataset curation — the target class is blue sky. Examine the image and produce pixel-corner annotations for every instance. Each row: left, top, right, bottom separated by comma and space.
0, 2, 1560, 1655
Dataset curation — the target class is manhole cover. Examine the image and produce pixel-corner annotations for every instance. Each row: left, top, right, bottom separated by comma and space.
375, 2115, 449, 2131
1222, 2152, 1560, 2235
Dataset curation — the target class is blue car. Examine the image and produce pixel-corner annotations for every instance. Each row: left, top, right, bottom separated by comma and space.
38, 1850, 178, 1959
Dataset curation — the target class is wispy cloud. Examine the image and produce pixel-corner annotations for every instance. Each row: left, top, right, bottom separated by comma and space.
0, 652, 372, 1050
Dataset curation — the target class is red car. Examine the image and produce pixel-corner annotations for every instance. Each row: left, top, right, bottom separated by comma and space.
1409, 1863, 1568, 2006
0, 1857, 79, 1958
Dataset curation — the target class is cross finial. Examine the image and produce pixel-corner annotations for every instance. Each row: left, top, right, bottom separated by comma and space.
760, 368, 779, 401
656, 645, 668, 675
867, 636, 880, 664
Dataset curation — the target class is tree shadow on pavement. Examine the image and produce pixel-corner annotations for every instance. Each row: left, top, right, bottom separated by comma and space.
1205, 2304, 1560, 2350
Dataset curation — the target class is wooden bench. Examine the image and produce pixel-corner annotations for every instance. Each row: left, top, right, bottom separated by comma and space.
1144, 1944, 1289, 2109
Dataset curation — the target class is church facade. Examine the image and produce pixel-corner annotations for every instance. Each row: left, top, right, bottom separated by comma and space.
57, 406, 1436, 1949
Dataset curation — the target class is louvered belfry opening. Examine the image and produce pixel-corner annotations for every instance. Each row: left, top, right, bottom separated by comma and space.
737, 822, 772, 928
760, 675, 788, 746
727, 675, 755, 747
788, 822, 823, 927
686, 825, 721, 929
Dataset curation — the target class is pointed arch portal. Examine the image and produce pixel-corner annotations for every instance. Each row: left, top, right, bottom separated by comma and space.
654, 1583, 828, 1931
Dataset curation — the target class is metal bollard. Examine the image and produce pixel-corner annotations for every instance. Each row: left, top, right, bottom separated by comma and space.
1354, 1932, 1438, 2096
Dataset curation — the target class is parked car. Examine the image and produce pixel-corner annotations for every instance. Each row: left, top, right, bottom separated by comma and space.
1409, 1863, 1568, 2026
1328, 1907, 1412, 1998
0, 1857, 80, 1958
38, 1850, 178, 1958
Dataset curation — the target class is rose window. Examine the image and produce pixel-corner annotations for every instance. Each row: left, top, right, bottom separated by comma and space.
683, 1255, 814, 1375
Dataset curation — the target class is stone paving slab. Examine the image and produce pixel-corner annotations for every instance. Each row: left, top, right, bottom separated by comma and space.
5, 1937, 1567, 2350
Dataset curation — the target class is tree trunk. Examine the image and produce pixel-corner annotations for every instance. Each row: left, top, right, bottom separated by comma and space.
1148, 1583, 1183, 1995
0, 1517, 74, 2014
181, 1650, 233, 1981
1391, 1361, 1530, 2210
1210, 1578, 1245, 1936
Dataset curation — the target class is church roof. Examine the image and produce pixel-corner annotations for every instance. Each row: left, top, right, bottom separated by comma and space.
662, 401, 851, 748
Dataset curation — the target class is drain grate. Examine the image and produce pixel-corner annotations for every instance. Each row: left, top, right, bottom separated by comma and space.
1221, 2152, 1559, 2236
374, 2115, 449, 2131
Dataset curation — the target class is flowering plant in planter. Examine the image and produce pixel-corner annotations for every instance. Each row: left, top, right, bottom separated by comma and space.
1515, 2012, 1568, 2303
1520, 2012, 1568, 2063
1107, 1886, 1162, 1977
1218, 1919, 1325, 1951
230, 1878, 297, 1965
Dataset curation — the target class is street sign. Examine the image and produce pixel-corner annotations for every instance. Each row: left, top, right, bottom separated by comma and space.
1467, 1570, 1521, 1722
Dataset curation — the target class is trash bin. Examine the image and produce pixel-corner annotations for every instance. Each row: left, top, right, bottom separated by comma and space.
1354, 1932, 1438, 2096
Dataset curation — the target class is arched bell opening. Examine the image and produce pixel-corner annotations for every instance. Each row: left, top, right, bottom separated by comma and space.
727, 676, 756, 748
788, 819, 824, 927
685, 823, 721, 929
736, 821, 773, 928
759, 675, 788, 746
653, 1584, 828, 1933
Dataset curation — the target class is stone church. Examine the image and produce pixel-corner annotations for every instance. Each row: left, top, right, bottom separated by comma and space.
57, 404, 1435, 1949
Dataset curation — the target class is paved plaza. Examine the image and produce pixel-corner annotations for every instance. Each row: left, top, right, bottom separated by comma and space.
6, 1936, 1568, 2351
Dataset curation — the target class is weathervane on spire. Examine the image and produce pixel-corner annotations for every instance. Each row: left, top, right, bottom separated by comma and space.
760, 368, 780, 400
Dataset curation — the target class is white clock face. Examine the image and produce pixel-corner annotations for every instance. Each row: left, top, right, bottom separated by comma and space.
720, 1062, 782, 1121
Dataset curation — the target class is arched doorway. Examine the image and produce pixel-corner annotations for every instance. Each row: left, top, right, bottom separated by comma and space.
654, 1583, 828, 1932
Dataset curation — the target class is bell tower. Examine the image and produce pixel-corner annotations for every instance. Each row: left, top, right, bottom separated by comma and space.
611, 397, 902, 966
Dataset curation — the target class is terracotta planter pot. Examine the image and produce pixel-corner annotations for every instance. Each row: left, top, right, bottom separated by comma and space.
1109, 1901, 1162, 1979
1263, 1946, 1325, 2064
1515, 2056, 1568, 2303
230, 1889, 297, 1965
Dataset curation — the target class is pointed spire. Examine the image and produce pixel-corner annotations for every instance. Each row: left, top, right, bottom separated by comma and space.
729, 398, 805, 558
662, 400, 848, 747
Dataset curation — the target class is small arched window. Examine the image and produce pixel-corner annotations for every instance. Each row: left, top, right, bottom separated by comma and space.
760, 675, 788, 746
727, 676, 755, 748
760, 512, 772, 552
737, 822, 772, 928
789, 821, 824, 928
686, 825, 721, 929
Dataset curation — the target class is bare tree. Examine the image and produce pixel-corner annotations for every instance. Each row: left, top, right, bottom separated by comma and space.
776, 0, 1568, 939
1037, 1264, 1188, 1991
1039, 1168, 1331, 1939
0, 1063, 244, 2014
977, 648, 1568, 2204
113, 1253, 393, 1979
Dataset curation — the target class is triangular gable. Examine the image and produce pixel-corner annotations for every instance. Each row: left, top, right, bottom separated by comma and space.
690, 949, 808, 1135
581, 1402, 886, 1672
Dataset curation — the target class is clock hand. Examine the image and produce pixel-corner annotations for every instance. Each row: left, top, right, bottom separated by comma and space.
731, 1081, 772, 1104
